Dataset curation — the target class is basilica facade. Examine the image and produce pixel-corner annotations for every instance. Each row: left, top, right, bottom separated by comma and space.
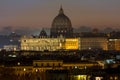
20, 7, 108, 51
21, 36, 79, 51
21, 7, 78, 51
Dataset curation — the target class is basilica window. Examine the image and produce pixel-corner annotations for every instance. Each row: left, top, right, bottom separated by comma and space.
41, 63, 43, 67
47, 63, 50, 67
23, 40, 26, 42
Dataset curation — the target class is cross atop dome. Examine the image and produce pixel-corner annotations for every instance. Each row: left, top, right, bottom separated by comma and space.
59, 5, 64, 14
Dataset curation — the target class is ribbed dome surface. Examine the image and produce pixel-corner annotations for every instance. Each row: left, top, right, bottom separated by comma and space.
50, 7, 73, 38
52, 13, 72, 28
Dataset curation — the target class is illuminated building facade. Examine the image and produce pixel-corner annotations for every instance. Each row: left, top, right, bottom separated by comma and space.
21, 36, 79, 51
20, 36, 108, 51
108, 39, 120, 50
33, 60, 63, 70
2, 60, 120, 80
20, 7, 108, 51
20, 36, 65, 51
79, 37, 108, 50
10, 60, 102, 75
3, 45, 18, 51
65, 38, 79, 50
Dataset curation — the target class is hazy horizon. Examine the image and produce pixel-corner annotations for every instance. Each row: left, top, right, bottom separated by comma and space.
0, 0, 120, 29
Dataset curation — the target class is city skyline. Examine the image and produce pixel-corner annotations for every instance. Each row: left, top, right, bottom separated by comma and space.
0, 0, 120, 30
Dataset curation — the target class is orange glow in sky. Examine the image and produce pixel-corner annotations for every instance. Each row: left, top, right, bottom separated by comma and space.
0, 0, 120, 29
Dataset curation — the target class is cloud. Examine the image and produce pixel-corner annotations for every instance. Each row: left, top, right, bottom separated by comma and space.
74, 26, 92, 33
0, 26, 12, 35
0, 26, 50, 36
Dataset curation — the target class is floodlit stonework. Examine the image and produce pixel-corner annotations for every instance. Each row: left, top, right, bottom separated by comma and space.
20, 36, 80, 51
21, 36, 64, 51
79, 37, 108, 50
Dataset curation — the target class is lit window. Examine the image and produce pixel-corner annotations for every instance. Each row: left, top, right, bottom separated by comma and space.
24, 40, 26, 42
23, 68, 26, 71
36, 69, 38, 72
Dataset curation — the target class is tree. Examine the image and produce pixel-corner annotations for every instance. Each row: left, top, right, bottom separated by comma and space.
0, 67, 17, 80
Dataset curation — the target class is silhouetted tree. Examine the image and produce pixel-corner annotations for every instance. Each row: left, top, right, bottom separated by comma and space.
0, 67, 17, 80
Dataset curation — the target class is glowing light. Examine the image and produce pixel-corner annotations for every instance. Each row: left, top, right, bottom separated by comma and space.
74, 75, 87, 80
65, 38, 79, 50
36, 69, 38, 72
17, 62, 20, 65
23, 68, 26, 71
95, 77, 103, 80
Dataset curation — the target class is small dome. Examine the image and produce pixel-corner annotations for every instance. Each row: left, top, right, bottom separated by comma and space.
39, 28, 47, 37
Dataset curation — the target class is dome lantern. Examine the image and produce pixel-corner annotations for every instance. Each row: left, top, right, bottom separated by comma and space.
59, 6, 64, 15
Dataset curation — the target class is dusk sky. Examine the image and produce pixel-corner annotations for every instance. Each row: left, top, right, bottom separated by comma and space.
0, 0, 120, 30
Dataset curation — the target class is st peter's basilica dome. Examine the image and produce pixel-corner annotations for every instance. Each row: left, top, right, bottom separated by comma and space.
50, 6, 73, 38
